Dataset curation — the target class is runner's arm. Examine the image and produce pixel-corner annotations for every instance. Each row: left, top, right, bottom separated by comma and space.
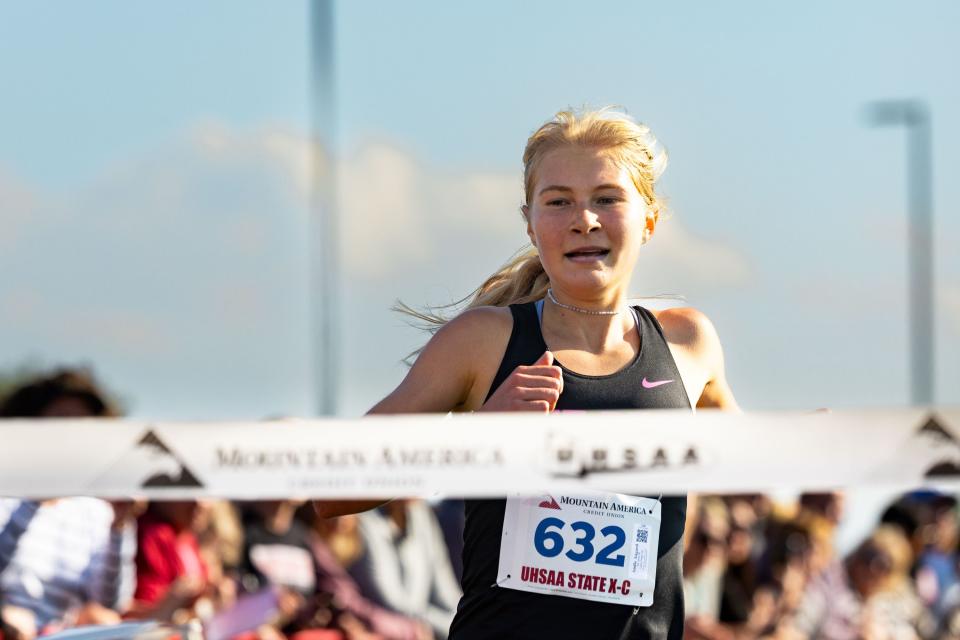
688, 310, 740, 411
368, 306, 508, 414
316, 308, 509, 519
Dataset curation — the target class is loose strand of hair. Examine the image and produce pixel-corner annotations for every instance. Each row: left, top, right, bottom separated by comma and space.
394, 246, 548, 365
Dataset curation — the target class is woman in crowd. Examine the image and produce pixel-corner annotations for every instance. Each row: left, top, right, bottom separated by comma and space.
348, 500, 460, 639
132, 501, 211, 622
0, 370, 137, 639
307, 507, 433, 640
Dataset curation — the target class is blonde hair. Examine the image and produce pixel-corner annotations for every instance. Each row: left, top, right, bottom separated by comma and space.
397, 107, 668, 349
869, 525, 914, 588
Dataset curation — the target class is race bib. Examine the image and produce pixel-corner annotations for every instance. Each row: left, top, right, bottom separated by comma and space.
497, 489, 661, 607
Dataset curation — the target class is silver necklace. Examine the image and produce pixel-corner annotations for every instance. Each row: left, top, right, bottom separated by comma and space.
546, 288, 621, 316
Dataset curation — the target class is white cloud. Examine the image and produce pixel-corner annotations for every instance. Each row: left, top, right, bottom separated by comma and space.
338, 144, 431, 276
336, 143, 525, 278
430, 171, 525, 235
189, 122, 316, 209
153, 125, 752, 289
635, 218, 753, 291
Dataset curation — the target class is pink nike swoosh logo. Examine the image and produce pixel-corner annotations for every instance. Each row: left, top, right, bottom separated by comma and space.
642, 377, 674, 389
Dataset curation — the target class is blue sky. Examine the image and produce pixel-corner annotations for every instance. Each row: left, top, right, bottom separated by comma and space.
0, 0, 958, 419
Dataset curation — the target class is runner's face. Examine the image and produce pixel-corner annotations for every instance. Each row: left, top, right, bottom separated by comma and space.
525, 147, 649, 298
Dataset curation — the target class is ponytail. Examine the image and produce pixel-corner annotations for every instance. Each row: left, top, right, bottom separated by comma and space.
394, 245, 549, 363
469, 245, 550, 309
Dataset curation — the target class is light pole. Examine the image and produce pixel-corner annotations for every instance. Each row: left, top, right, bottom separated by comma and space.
311, 0, 339, 415
865, 99, 934, 406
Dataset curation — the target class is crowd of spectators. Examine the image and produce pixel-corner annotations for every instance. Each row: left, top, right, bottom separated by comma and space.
682, 492, 960, 639
2, 368, 960, 640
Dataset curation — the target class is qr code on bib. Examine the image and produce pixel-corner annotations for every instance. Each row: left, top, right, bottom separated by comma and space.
631, 524, 651, 580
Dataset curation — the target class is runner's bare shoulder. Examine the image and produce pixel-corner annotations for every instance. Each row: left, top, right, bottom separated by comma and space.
652, 307, 738, 410
370, 305, 514, 414
651, 307, 721, 358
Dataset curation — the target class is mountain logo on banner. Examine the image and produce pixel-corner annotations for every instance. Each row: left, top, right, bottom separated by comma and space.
917, 415, 960, 478
88, 429, 203, 492
135, 431, 203, 488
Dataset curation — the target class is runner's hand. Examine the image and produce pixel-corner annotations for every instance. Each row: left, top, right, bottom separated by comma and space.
479, 350, 563, 413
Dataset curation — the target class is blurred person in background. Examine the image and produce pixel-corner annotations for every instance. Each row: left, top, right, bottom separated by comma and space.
717, 498, 761, 629
0, 368, 118, 419
856, 526, 932, 639
306, 505, 432, 640
914, 495, 960, 625
0, 369, 138, 638
683, 497, 732, 638
201, 500, 323, 640
131, 501, 212, 622
784, 493, 847, 638
796, 492, 845, 587
802, 517, 840, 597
787, 524, 930, 640
880, 498, 923, 560
753, 519, 814, 638
197, 500, 243, 615
348, 500, 459, 639
798, 493, 844, 529
239, 500, 335, 635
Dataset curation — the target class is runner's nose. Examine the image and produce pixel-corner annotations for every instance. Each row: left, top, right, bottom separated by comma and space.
570, 203, 601, 234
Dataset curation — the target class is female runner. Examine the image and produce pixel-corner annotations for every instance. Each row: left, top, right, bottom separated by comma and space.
321, 108, 739, 639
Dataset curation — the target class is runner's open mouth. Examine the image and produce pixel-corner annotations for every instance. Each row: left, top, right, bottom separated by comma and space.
564, 249, 610, 258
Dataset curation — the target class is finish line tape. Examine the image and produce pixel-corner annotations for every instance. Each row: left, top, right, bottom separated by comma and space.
1, 408, 959, 499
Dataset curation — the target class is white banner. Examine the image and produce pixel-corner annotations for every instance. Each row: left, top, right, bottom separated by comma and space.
1, 408, 959, 499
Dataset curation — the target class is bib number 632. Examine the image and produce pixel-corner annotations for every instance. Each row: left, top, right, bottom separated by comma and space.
533, 517, 627, 567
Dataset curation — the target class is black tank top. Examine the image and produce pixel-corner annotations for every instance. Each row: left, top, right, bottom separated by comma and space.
448, 301, 692, 640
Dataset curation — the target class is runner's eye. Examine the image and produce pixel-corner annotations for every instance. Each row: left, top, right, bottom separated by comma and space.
596, 196, 623, 205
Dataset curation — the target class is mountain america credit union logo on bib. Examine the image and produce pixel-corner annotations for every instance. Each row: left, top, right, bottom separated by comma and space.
498, 489, 661, 607
539, 496, 561, 509
532, 494, 654, 516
